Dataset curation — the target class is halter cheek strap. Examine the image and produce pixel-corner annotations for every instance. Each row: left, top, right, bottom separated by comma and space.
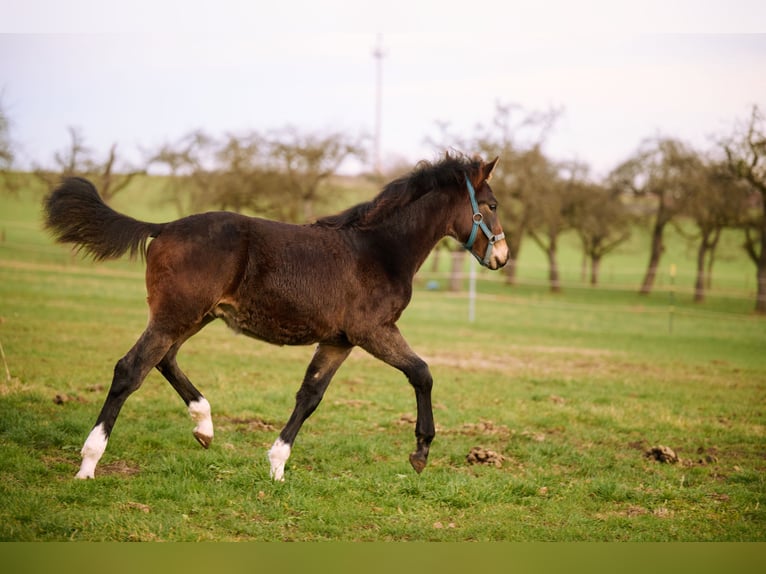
463, 175, 505, 267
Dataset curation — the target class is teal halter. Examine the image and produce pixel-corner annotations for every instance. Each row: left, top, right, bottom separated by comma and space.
463, 175, 505, 267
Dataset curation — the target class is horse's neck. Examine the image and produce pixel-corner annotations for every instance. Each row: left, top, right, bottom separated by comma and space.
374, 192, 457, 276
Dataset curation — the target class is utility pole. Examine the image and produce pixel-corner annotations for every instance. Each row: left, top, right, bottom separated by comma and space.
372, 34, 386, 175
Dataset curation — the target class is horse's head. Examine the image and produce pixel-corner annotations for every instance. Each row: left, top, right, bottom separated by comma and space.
459, 157, 509, 270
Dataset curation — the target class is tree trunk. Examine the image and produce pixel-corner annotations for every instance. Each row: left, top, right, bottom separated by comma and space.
639, 221, 665, 295
757, 264, 766, 314
504, 238, 522, 286
547, 241, 561, 293
590, 254, 602, 286
430, 247, 441, 273
743, 212, 766, 314
756, 224, 766, 314
504, 258, 518, 285
449, 250, 466, 292
694, 235, 708, 303
705, 243, 715, 290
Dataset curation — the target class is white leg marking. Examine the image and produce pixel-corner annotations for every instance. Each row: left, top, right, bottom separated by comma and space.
189, 398, 214, 447
267, 438, 291, 482
75, 423, 108, 479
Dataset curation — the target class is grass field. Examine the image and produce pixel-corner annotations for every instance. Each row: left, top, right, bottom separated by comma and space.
0, 179, 764, 541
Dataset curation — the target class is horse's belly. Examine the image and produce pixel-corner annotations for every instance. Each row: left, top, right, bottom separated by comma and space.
212, 302, 325, 346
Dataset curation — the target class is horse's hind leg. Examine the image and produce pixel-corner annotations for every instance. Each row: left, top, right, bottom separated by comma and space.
268, 342, 352, 481
76, 326, 174, 479
155, 316, 216, 448
157, 350, 213, 448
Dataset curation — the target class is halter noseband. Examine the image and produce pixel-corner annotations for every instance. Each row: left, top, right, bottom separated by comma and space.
463, 175, 505, 267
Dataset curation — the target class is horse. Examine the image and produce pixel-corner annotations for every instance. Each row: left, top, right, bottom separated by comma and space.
43, 153, 509, 481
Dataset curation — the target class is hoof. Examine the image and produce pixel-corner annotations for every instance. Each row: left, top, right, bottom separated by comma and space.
409, 452, 427, 474
193, 431, 213, 449
74, 471, 94, 480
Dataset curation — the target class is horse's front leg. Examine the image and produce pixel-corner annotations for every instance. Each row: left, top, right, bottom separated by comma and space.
407, 358, 435, 473
268, 342, 352, 481
359, 326, 435, 474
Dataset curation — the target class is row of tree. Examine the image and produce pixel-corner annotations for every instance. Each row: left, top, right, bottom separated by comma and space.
1, 101, 764, 313
148, 127, 365, 221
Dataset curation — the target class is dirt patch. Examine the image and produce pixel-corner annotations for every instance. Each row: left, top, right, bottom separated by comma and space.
596, 505, 673, 520
521, 429, 547, 442
100, 459, 141, 477
708, 492, 730, 502
422, 346, 618, 375
218, 415, 276, 432
122, 501, 151, 513
395, 413, 417, 425
433, 521, 457, 529
645, 445, 679, 463
47, 454, 149, 482
333, 399, 372, 408
628, 439, 650, 451
694, 446, 720, 465
466, 446, 505, 468
643, 444, 722, 467
454, 419, 511, 437
53, 393, 88, 405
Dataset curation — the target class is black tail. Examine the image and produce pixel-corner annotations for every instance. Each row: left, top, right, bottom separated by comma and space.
43, 177, 165, 261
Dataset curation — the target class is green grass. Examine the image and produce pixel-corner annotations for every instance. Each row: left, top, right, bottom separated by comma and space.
0, 180, 764, 541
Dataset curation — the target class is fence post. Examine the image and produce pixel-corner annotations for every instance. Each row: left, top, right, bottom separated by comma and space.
468, 266, 476, 323
669, 263, 676, 334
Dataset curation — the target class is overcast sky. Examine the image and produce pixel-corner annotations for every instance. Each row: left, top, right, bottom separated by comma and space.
1, 1, 765, 177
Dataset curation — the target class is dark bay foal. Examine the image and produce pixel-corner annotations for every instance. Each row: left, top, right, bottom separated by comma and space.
43, 154, 508, 480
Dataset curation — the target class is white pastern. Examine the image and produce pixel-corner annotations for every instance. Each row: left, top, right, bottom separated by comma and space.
75, 423, 108, 479
267, 438, 291, 482
188, 398, 214, 443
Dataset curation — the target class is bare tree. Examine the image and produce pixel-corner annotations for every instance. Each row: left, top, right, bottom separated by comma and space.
611, 138, 700, 295
683, 159, 750, 302
268, 127, 366, 222
568, 181, 632, 286
0, 97, 16, 194
36, 126, 144, 201
148, 129, 217, 215
149, 127, 366, 224
524, 160, 582, 292
0, 100, 12, 169
97, 143, 145, 202
212, 131, 280, 214
721, 105, 766, 314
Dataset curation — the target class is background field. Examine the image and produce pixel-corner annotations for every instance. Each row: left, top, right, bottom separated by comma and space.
0, 180, 764, 541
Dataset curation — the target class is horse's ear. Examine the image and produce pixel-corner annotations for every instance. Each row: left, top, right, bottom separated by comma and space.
482, 157, 500, 182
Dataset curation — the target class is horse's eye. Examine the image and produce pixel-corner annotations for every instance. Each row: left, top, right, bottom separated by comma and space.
489, 204, 497, 212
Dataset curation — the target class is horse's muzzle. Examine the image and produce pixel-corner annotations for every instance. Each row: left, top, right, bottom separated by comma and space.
487, 238, 510, 270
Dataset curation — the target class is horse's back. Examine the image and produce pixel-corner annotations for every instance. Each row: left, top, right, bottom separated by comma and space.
143, 211, 356, 344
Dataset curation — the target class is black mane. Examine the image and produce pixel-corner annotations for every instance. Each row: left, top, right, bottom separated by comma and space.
314, 153, 481, 230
